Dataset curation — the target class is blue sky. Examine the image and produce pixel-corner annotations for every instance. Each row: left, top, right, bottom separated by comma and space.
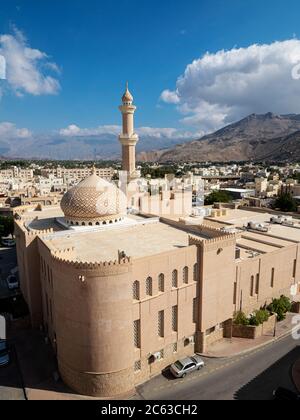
1, 0, 300, 146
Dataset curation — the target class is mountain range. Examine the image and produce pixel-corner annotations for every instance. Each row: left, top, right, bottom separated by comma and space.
138, 113, 300, 163
2, 113, 300, 162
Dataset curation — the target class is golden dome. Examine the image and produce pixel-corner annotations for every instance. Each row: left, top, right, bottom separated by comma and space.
122, 82, 133, 103
60, 173, 127, 226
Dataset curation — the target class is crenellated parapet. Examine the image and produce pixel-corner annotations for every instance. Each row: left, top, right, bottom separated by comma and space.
195, 224, 228, 238
189, 229, 236, 252
25, 228, 54, 238
49, 248, 132, 275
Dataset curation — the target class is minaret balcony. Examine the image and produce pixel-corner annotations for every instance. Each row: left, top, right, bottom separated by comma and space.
119, 105, 137, 114
119, 133, 139, 145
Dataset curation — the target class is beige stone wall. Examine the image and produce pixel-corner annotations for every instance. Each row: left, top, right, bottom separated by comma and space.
232, 324, 258, 339
38, 241, 135, 397
140, 191, 192, 218
233, 315, 276, 340
36, 240, 201, 395
198, 235, 237, 333
131, 246, 199, 384
14, 220, 47, 328
236, 245, 299, 315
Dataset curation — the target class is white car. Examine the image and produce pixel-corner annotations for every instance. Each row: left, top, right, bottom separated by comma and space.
170, 355, 205, 378
6, 275, 19, 290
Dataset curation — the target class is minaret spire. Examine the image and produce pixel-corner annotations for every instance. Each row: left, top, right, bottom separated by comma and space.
119, 83, 139, 181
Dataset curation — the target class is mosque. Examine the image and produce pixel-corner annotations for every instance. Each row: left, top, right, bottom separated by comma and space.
14, 86, 300, 398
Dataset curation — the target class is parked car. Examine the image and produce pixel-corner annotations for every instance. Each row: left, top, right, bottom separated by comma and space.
6, 275, 19, 290
273, 387, 300, 401
170, 355, 205, 378
1, 238, 16, 248
0, 341, 9, 367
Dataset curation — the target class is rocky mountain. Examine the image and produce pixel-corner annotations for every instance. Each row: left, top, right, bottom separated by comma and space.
140, 113, 300, 163
2, 113, 300, 162
0, 132, 187, 161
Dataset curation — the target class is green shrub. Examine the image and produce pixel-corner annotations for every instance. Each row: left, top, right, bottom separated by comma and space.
234, 311, 249, 326
249, 310, 270, 326
249, 314, 260, 326
268, 295, 292, 321
255, 309, 270, 324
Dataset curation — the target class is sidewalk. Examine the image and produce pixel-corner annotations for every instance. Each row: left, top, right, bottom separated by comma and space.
202, 313, 295, 359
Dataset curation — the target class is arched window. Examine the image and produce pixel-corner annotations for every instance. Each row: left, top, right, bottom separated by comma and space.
172, 270, 178, 288
183, 266, 189, 284
158, 274, 165, 293
146, 277, 153, 297
193, 264, 199, 282
133, 281, 140, 301
250, 276, 255, 296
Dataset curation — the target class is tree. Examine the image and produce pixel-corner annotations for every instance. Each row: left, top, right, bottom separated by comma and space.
274, 193, 297, 212
205, 191, 233, 206
268, 295, 292, 321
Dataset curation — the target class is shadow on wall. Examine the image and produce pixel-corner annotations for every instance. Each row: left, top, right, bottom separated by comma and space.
234, 346, 300, 400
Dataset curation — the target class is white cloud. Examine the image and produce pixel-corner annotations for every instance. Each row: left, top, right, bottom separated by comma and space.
161, 40, 300, 132
160, 89, 180, 104
0, 27, 60, 96
59, 125, 120, 137
59, 124, 199, 140
0, 122, 32, 139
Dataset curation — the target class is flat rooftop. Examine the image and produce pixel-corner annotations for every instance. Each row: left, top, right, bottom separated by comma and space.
237, 237, 279, 254
209, 209, 300, 244
42, 221, 201, 262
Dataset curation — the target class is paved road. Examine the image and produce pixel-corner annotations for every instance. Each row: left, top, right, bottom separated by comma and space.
0, 246, 19, 299
0, 346, 26, 400
136, 335, 300, 400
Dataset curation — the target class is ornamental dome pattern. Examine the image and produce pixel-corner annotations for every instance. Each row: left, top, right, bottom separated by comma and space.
60, 173, 127, 226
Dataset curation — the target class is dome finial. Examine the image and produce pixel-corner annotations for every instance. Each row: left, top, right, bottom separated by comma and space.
122, 82, 133, 103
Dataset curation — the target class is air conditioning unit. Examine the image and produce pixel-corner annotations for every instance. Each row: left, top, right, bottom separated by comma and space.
186, 336, 195, 345
151, 352, 162, 361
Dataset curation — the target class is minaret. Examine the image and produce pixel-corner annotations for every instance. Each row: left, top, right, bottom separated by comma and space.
119, 83, 139, 180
